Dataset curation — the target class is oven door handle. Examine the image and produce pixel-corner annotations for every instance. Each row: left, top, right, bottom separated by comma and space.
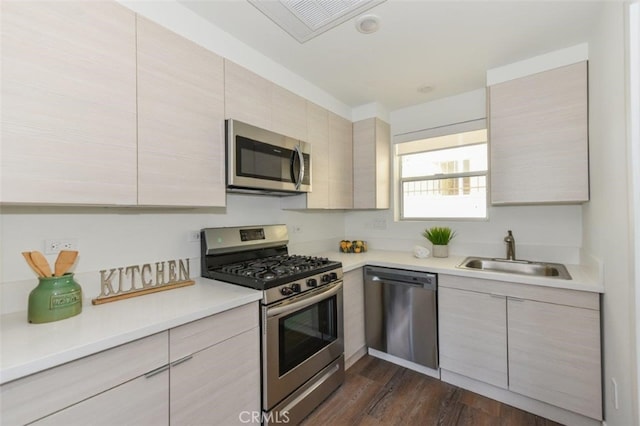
267, 281, 342, 318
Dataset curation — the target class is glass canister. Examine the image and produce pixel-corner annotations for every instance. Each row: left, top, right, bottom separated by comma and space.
28, 273, 82, 324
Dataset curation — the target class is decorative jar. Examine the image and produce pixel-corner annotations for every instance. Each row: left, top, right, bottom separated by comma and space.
28, 273, 82, 324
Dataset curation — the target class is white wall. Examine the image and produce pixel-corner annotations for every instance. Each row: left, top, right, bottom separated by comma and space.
582, 2, 635, 425
0, 195, 345, 314
346, 89, 584, 264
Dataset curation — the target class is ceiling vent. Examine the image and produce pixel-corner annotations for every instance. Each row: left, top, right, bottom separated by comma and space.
248, 0, 386, 43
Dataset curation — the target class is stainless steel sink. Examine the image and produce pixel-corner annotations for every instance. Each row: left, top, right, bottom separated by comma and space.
457, 256, 572, 280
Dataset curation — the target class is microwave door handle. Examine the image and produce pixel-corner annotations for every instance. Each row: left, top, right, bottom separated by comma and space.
292, 145, 304, 190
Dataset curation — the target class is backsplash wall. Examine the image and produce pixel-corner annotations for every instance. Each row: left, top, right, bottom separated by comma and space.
0, 194, 346, 314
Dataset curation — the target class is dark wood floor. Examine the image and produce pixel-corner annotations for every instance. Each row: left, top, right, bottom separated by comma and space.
301, 355, 563, 426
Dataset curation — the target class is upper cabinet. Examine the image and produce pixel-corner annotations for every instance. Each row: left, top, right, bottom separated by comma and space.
136, 17, 225, 207
281, 102, 354, 210
1, 2, 138, 205
488, 61, 589, 205
353, 118, 390, 209
224, 59, 308, 141
305, 102, 330, 209
1, 3, 226, 207
328, 113, 354, 209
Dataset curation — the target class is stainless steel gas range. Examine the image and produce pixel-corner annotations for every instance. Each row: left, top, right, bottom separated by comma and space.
201, 224, 345, 425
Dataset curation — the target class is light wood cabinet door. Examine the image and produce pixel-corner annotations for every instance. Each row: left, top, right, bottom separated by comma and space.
224, 60, 271, 130
136, 16, 225, 207
0, 332, 168, 425
170, 327, 260, 425
438, 287, 508, 389
305, 102, 330, 208
353, 118, 390, 209
1, 1, 137, 205
343, 269, 366, 366
32, 368, 169, 426
508, 298, 602, 420
271, 85, 308, 141
328, 113, 353, 209
489, 61, 589, 204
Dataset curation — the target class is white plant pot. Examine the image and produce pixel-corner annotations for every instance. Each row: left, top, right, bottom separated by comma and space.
432, 244, 449, 258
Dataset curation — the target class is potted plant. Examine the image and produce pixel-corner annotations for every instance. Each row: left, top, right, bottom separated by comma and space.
423, 226, 456, 258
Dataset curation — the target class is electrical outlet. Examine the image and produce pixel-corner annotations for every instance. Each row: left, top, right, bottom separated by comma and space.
44, 239, 78, 255
188, 231, 201, 243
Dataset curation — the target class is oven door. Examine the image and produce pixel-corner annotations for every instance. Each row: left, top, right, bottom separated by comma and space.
262, 281, 344, 411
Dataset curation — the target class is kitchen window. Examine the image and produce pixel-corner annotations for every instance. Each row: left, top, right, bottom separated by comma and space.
396, 120, 488, 220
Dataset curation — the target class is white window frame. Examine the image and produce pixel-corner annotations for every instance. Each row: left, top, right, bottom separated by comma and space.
394, 119, 488, 221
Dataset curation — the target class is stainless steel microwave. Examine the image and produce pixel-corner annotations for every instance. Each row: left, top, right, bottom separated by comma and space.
226, 119, 311, 195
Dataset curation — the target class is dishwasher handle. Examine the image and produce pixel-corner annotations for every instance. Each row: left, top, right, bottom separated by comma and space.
365, 267, 437, 291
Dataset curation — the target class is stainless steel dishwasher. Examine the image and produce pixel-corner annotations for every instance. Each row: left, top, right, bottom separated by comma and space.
364, 266, 438, 369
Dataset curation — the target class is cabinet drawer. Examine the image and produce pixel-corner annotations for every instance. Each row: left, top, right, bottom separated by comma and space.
439, 274, 599, 310
32, 366, 169, 426
169, 302, 258, 361
0, 331, 168, 425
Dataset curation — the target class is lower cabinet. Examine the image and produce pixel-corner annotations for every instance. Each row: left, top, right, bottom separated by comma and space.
32, 367, 169, 426
170, 327, 259, 425
343, 268, 366, 366
438, 275, 602, 421
0, 302, 260, 426
439, 287, 508, 388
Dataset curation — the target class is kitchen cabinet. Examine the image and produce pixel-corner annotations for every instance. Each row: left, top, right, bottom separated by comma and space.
353, 118, 391, 209
1, 302, 260, 426
32, 369, 169, 426
0, 332, 168, 425
508, 297, 601, 420
488, 61, 589, 204
270, 84, 308, 141
136, 16, 226, 207
1, 1, 138, 205
304, 102, 331, 208
169, 302, 260, 425
281, 103, 354, 210
343, 268, 366, 367
438, 287, 508, 388
328, 113, 354, 209
224, 59, 271, 131
224, 60, 308, 141
1, 2, 227, 207
438, 274, 602, 420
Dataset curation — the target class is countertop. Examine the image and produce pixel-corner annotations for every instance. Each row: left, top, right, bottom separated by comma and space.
315, 250, 604, 293
0, 277, 261, 385
0, 249, 602, 386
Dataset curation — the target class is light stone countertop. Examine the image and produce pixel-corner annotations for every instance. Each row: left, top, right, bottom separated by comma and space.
0, 249, 602, 386
0, 277, 261, 385
315, 250, 604, 293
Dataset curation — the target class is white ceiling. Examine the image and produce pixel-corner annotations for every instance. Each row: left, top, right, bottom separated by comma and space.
178, 0, 604, 112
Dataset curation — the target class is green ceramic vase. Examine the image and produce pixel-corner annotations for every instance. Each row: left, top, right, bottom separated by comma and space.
28, 273, 82, 324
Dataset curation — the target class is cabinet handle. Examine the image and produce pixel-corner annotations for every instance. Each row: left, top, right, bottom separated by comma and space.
170, 355, 193, 367
144, 364, 169, 379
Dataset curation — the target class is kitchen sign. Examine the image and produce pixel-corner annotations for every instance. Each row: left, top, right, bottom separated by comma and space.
92, 258, 194, 305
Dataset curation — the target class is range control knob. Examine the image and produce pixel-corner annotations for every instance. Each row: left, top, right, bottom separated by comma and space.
329, 272, 338, 281
291, 283, 301, 293
307, 278, 318, 287
280, 287, 294, 296
321, 274, 331, 283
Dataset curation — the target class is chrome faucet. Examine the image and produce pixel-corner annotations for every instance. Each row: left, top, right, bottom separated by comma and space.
504, 230, 516, 260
